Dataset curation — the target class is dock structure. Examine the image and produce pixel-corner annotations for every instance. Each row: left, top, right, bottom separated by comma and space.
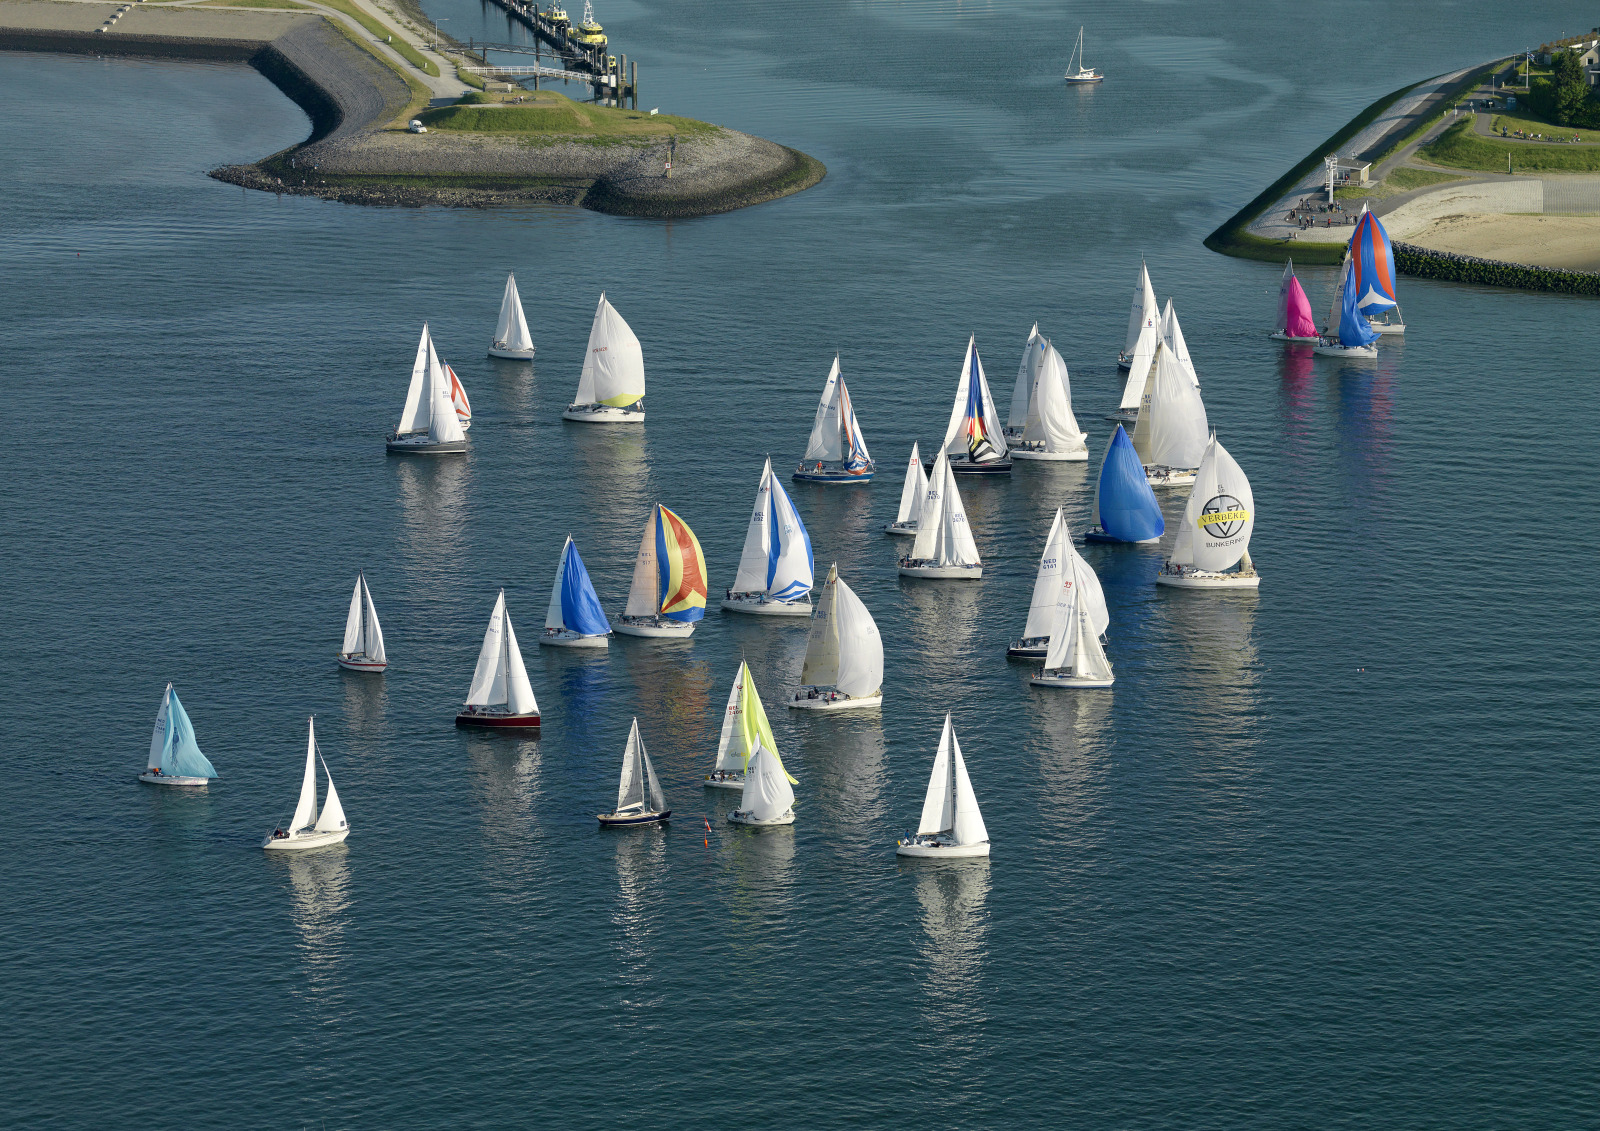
465, 0, 636, 107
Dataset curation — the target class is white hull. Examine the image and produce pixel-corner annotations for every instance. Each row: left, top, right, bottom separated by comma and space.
720, 594, 813, 617
1269, 331, 1319, 343
1010, 447, 1088, 462
262, 828, 350, 852
563, 403, 644, 423
1312, 342, 1378, 358
487, 344, 536, 359
703, 774, 745, 790
896, 840, 991, 858
386, 435, 468, 455
139, 772, 210, 787
1367, 320, 1405, 335
787, 690, 882, 712
540, 629, 610, 648
337, 654, 387, 673
1030, 671, 1115, 688
898, 561, 982, 579
1156, 568, 1261, 589
612, 618, 694, 638
1104, 409, 1138, 425
728, 808, 795, 826
883, 521, 918, 537
1145, 467, 1196, 489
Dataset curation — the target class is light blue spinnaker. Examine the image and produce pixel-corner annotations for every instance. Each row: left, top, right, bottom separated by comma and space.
559, 538, 611, 636
1092, 425, 1164, 543
150, 685, 218, 779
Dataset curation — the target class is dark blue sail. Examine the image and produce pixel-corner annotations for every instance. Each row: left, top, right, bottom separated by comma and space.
1094, 425, 1164, 543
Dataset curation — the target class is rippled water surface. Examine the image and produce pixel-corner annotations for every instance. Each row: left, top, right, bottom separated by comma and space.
4, 3, 1598, 1126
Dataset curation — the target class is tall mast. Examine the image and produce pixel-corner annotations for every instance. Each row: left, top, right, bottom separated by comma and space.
499, 597, 510, 708
358, 572, 368, 657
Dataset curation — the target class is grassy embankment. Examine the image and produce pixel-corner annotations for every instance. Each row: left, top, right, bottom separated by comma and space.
1489, 108, 1596, 139
1419, 117, 1600, 173
420, 91, 718, 143
309, 0, 438, 76
196, 0, 311, 8
1335, 164, 1465, 201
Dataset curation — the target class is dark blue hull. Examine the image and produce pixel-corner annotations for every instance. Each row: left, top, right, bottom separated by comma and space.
597, 810, 671, 827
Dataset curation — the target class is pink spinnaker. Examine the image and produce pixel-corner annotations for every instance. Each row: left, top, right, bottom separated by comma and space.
1283, 275, 1317, 337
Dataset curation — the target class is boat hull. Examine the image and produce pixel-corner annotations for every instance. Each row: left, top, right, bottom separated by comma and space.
540, 630, 610, 648
792, 465, 874, 484
563, 403, 644, 423
262, 828, 349, 852
787, 690, 882, 712
1006, 639, 1047, 658
1367, 320, 1405, 335
896, 840, 991, 858
386, 436, 468, 455
598, 809, 670, 826
337, 654, 387, 673
720, 595, 813, 617
1156, 569, 1261, 589
455, 710, 542, 729
1083, 526, 1160, 545
927, 457, 1012, 476
1010, 448, 1087, 462
1103, 409, 1138, 425
138, 772, 210, 787
1116, 353, 1132, 371
898, 561, 982, 579
703, 774, 745, 790
612, 618, 694, 638
1312, 343, 1378, 358
1145, 466, 1197, 489
1269, 331, 1320, 343
883, 521, 917, 537
728, 809, 795, 826
487, 344, 536, 359
1030, 672, 1115, 688
1063, 74, 1103, 84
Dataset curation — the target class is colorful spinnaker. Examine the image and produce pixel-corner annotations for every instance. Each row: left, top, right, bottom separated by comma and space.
1279, 263, 1318, 340
1090, 425, 1164, 543
1350, 206, 1399, 315
624, 503, 708, 622
940, 336, 1009, 467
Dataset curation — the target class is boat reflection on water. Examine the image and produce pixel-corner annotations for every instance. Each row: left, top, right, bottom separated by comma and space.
487, 354, 538, 421
789, 475, 875, 576
1024, 688, 1113, 846
340, 665, 388, 747
796, 718, 887, 847
464, 733, 543, 854
1013, 447, 1093, 534
909, 863, 991, 1051
395, 455, 473, 591
567, 425, 653, 550
540, 644, 611, 734
609, 822, 668, 1015
623, 651, 714, 769
281, 848, 352, 1005
722, 818, 798, 928
1160, 594, 1263, 783
1328, 351, 1397, 497
899, 574, 983, 683
1278, 342, 1316, 447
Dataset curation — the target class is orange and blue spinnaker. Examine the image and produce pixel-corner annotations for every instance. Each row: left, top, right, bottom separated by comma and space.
1350, 209, 1398, 315
654, 504, 708, 622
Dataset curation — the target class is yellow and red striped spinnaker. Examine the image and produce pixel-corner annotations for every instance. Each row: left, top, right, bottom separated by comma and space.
655, 504, 707, 622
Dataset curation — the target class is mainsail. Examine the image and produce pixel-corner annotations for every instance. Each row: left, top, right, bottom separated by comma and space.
1123, 262, 1158, 359
466, 590, 540, 714
1042, 568, 1113, 682
893, 443, 929, 529
916, 714, 988, 847
574, 293, 645, 407
615, 718, 666, 813
1023, 342, 1087, 456
1022, 509, 1108, 641
1134, 343, 1209, 469
395, 324, 432, 436
1171, 435, 1255, 572
1159, 299, 1200, 388
1009, 323, 1043, 432
341, 573, 386, 662
910, 448, 981, 567
494, 273, 535, 351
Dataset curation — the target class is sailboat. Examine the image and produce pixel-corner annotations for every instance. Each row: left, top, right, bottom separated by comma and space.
1084, 425, 1164, 543
387, 323, 469, 454
1313, 250, 1380, 358
704, 660, 789, 790
1029, 556, 1116, 688
722, 457, 814, 616
337, 571, 387, 672
1129, 340, 1209, 488
789, 563, 884, 711
1006, 324, 1043, 442
896, 714, 989, 858
1270, 260, 1320, 342
563, 292, 645, 422
542, 535, 612, 647
1351, 205, 1405, 334
1159, 299, 1201, 388
597, 718, 670, 826
1008, 508, 1107, 657
1156, 433, 1261, 589
614, 503, 708, 638
793, 356, 874, 483
1117, 261, 1159, 371
488, 272, 536, 359
728, 742, 796, 826
263, 716, 350, 851
139, 683, 219, 786
1009, 338, 1088, 461
885, 443, 928, 536
898, 447, 983, 578
937, 336, 1011, 474
1063, 25, 1103, 84
457, 589, 542, 728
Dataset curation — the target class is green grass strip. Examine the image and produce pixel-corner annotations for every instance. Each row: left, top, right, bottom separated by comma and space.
315, 0, 439, 77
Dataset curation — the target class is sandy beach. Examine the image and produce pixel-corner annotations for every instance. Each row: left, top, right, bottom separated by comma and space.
1404, 213, 1600, 271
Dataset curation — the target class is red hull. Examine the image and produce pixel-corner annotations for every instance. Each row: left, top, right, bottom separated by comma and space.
455, 712, 541, 730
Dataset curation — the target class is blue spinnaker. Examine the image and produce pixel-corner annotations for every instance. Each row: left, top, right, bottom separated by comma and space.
1096, 425, 1164, 543
1338, 262, 1380, 348
163, 688, 218, 779
560, 540, 611, 635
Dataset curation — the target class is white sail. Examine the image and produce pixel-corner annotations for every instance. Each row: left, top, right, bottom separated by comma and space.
940, 336, 1009, 460
800, 564, 841, 688
495, 274, 534, 351
396, 324, 431, 435
732, 459, 776, 593
769, 476, 814, 599
623, 507, 660, 617
1024, 343, 1086, 455
574, 293, 645, 408
148, 682, 172, 770
1145, 344, 1209, 469
950, 729, 988, 847
1071, 544, 1109, 639
1022, 510, 1068, 639
313, 755, 346, 833
1277, 260, 1293, 330
642, 735, 665, 812
425, 334, 465, 444
341, 575, 364, 654
1009, 323, 1042, 431
1328, 253, 1350, 332
616, 718, 645, 811
917, 715, 955, 835
894, 443, 928, 527
713, 663, 746, 771
1118, 319, 1160, 411
1123, 262, 1155, 356
803, 357, 843, 462
1044, 570, 1113, 681
833, 574, 883, 697
1160, 298, 1200, 388
361, 575, 386, 664
290, 717, 320, 833
1172, 435, 1255, 572
909, 449, 980, 567
740, 743, 794, 821
1130, 341, 1163, 463
501, 609, 539, 715
545, 536, 572, 629
467, 591, 508, 706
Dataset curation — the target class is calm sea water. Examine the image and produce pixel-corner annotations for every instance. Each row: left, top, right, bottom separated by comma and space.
4, 3, 1598, 1127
